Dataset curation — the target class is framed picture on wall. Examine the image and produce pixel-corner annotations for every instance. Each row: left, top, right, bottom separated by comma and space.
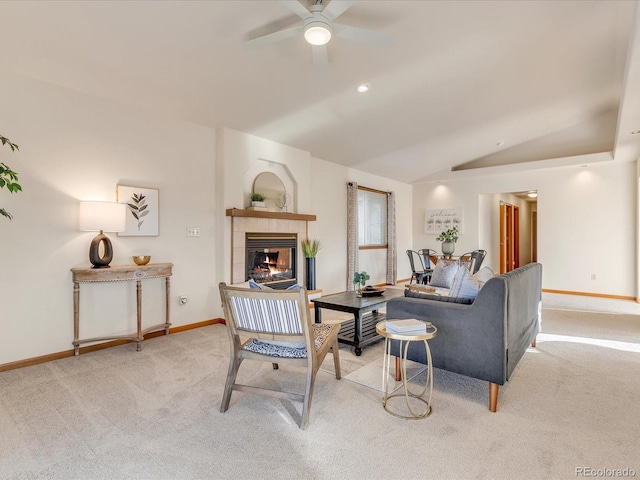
425, 208, 463, 234
117, 185, 159, 236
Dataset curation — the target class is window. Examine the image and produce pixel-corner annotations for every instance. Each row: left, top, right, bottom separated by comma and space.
358, 187, 387, 247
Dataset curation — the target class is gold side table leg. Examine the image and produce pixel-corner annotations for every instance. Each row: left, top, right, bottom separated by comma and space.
382, 338, 433, 419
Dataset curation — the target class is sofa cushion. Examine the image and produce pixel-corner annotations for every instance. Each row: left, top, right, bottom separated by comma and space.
404, 288, 473, 304
429, 260, 459, 288
449, 266, 480, 299
475, 266, 496, 284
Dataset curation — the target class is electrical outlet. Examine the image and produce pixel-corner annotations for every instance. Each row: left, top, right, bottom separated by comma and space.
187, 227, 200, 237
591, 274, 596, 280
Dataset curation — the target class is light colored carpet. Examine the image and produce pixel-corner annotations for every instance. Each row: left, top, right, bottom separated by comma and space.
0, 307, 639, 479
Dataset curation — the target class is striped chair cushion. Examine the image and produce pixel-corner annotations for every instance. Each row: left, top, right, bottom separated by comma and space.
243, 323, 334, 358
229, 296, 302, 334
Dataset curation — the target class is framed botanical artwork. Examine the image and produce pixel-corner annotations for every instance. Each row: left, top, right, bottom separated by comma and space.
425, 208, 463, 234
117, 185, 159, 236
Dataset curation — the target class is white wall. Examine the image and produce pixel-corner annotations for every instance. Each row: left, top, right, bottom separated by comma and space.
413, 161, 637, 296
309, 158, 414, 293
0, 72, 218, 365
0, 75, 414, 366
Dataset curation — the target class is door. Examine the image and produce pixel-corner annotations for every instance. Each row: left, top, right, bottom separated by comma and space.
499, 202, 520, 273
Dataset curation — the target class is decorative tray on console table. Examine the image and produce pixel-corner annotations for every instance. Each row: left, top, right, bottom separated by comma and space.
360, 286, 386, 297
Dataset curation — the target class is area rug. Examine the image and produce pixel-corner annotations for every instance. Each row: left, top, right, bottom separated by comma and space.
343, 356, 427, 393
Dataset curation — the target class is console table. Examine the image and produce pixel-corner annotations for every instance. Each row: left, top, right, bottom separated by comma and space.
71, 263, 173, 355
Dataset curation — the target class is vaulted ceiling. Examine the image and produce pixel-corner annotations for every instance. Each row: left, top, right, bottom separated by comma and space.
1, 0, 639, 184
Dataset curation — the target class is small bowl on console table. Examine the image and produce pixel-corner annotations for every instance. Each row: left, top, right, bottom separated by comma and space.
132, 255, 151, 266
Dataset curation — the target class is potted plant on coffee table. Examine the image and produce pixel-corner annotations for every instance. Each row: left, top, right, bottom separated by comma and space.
353, 271, 370, 296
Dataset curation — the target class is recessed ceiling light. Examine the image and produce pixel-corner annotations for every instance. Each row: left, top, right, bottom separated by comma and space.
527, 191, 537, 198
631, 130, 640, 135
356, 83, 370, 93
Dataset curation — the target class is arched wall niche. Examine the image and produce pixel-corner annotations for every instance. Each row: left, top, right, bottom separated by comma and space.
243, 159, 297, 212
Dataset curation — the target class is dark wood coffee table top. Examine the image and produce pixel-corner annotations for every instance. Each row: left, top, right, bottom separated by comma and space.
312, 289, 404, 311
311, 288, 405, 356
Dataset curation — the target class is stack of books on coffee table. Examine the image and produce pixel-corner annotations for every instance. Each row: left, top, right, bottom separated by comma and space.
385, 319, 427, 334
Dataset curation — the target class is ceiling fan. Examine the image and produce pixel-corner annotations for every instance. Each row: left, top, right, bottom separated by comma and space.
247, 0, 394, 71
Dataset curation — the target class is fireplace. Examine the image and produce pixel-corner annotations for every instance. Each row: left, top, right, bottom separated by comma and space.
245, 233, 297, 289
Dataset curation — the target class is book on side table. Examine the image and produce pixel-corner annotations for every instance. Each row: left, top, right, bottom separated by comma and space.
385, 319, 430, 334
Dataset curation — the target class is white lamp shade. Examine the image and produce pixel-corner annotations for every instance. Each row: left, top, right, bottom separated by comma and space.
79, 201, 126, 232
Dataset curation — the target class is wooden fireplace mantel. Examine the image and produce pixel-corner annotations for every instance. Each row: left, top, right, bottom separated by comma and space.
225, 208, 316, 222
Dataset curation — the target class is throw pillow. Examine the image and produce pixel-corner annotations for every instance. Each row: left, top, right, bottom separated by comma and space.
429, 261, 459, 288
286, 283, 302, 290
449, 266, 482, 299
474, 266, 496, 285
248, 280, 274, 290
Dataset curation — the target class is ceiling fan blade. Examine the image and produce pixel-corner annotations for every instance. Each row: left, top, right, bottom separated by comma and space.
333, 23, 395, 48
321, 0, 355, 22
312, 44, 329, 72
247, 25, 303, 48
278, 0, 312, 20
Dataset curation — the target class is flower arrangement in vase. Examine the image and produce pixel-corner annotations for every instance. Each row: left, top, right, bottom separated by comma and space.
352, 271, 370, 296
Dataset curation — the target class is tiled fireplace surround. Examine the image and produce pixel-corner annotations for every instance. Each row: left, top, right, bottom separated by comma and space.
229, 211, 312, 285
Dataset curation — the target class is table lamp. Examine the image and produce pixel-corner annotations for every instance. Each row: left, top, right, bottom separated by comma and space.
79, 201, 126, 268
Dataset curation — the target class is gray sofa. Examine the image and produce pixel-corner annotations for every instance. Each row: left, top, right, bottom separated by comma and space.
386, 262, 542, 412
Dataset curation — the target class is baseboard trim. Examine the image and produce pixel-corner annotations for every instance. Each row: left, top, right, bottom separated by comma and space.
542, 289, 635, 302
0, 318, 225, 373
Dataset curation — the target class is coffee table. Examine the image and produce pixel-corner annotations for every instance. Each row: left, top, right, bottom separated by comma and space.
312, 289, 404, 356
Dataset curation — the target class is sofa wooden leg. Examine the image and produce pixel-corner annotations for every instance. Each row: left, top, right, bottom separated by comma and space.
489, 382, 499, 412
395, 356, 402, 381
531, 337, 536, 348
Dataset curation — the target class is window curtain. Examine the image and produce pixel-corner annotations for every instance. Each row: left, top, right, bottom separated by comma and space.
386, 191, 396, 285
347, 182, 358, 291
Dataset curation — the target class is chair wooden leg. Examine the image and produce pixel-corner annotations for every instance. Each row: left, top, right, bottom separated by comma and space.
531, 337, 536, 348
301, 367, 318, 430
395, 356, 401, 382
272, 363, 279, 369
332, 338, 342, 380
489, 382, 499, 412
221, 355, 241, 413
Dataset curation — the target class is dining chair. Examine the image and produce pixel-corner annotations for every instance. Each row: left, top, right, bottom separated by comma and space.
458, 249, 487, 274
472, 249, 487, 273
406, 250, 429, 284
218, 282, 342, 429
417, 248, 437, 283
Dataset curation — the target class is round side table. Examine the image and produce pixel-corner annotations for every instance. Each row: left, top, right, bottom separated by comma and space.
375, 320, 437, 419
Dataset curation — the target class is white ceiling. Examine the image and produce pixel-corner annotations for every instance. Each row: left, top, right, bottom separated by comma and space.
2, 0, 639, 184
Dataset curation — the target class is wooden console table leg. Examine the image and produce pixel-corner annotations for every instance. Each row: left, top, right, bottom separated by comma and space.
395, 356, 402, 381
165, 276, 171, 334
136, 280, 143, 351
73, 281, 80, 356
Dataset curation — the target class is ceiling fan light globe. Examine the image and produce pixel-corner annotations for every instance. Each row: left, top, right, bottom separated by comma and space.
304, 23, 332, 46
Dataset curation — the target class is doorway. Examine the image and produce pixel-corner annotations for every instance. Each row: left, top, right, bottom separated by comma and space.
499, 202, 520, 273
